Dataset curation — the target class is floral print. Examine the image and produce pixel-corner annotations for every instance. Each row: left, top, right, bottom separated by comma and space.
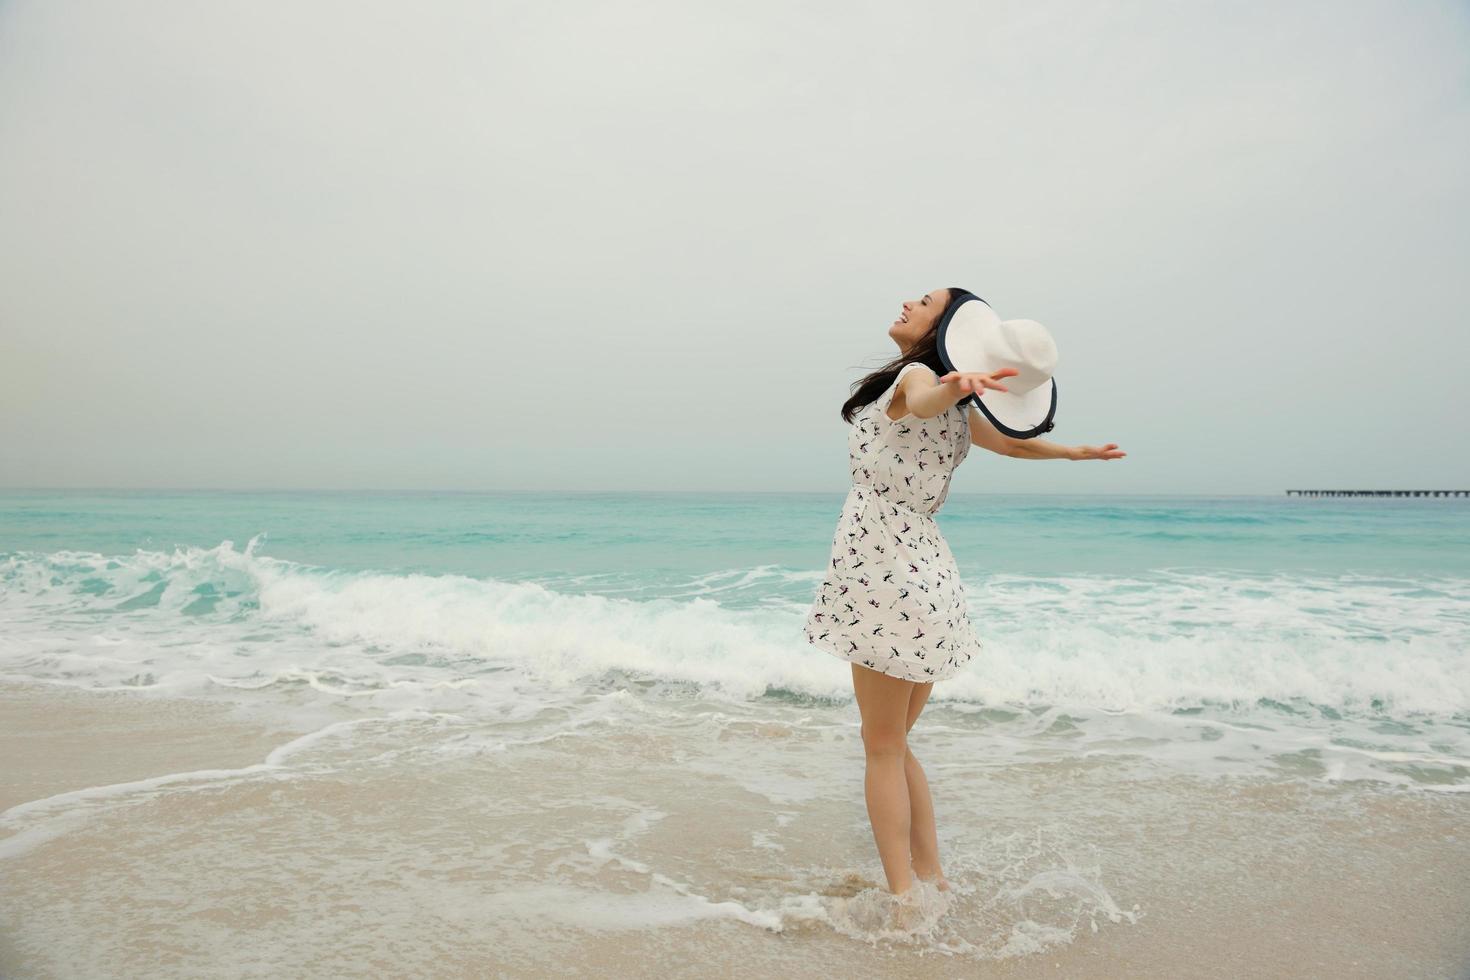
803, 362, 983, 682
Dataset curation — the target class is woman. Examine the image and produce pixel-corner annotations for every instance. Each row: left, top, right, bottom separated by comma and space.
802, 286, 1124, 900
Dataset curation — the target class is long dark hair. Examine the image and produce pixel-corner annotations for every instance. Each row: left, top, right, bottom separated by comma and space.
840, 286, 973, 423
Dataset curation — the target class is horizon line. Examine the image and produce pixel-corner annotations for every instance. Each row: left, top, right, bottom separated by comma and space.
2, 486, 1459, 497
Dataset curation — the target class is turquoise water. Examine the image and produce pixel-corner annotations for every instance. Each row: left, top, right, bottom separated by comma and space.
2, 489, 1469, 785
5, 488, 1468, 585
3, 489, 1469, 963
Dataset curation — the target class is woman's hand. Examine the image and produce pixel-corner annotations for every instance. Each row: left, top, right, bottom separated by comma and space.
937, 367, 1019, 397
1069, 443, 1126, 461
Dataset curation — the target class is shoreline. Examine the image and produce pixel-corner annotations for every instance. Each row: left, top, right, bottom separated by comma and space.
0, 680, 313, 813
3, 679, 1468, 977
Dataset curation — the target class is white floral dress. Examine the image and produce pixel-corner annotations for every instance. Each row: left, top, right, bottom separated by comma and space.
803, 362, 983, 682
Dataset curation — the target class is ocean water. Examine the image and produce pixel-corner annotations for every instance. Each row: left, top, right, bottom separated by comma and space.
2, 489, 1468, 971
4, 489, 1468, 730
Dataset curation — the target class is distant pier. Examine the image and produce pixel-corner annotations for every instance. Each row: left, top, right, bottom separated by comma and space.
1286, 489, 1468, 497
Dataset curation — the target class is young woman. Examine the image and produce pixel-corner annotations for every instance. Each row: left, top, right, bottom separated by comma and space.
802, 286, 1125, 900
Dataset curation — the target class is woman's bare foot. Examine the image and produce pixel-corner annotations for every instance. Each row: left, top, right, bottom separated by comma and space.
914, 869, 951, 892
889, 887, 924, 931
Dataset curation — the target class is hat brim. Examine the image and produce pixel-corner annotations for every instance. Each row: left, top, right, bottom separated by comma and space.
935, 294, 1058, 440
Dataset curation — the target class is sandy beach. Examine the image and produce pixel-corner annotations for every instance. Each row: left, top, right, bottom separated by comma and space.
5, 0, 1469, 972
3, 679, 1467, 978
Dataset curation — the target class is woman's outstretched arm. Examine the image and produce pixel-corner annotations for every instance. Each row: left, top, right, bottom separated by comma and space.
967, 406, 1126, 460
1010, 437, 1124, 460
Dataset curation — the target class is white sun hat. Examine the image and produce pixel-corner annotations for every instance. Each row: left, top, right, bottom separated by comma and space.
935, 291, 1058, 439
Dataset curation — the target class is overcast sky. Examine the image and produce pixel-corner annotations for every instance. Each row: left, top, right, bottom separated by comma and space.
1, 0, 1467, 494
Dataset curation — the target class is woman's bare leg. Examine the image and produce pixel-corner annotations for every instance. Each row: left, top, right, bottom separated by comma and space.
850, 662, 916, 895
905, 750, 950, 890
903, 682, 950, 891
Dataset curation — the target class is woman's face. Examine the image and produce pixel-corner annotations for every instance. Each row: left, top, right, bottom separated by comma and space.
888, 287, 950, 353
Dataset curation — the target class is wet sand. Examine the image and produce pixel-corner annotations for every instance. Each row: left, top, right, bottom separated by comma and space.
2, 680, 1468, 979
